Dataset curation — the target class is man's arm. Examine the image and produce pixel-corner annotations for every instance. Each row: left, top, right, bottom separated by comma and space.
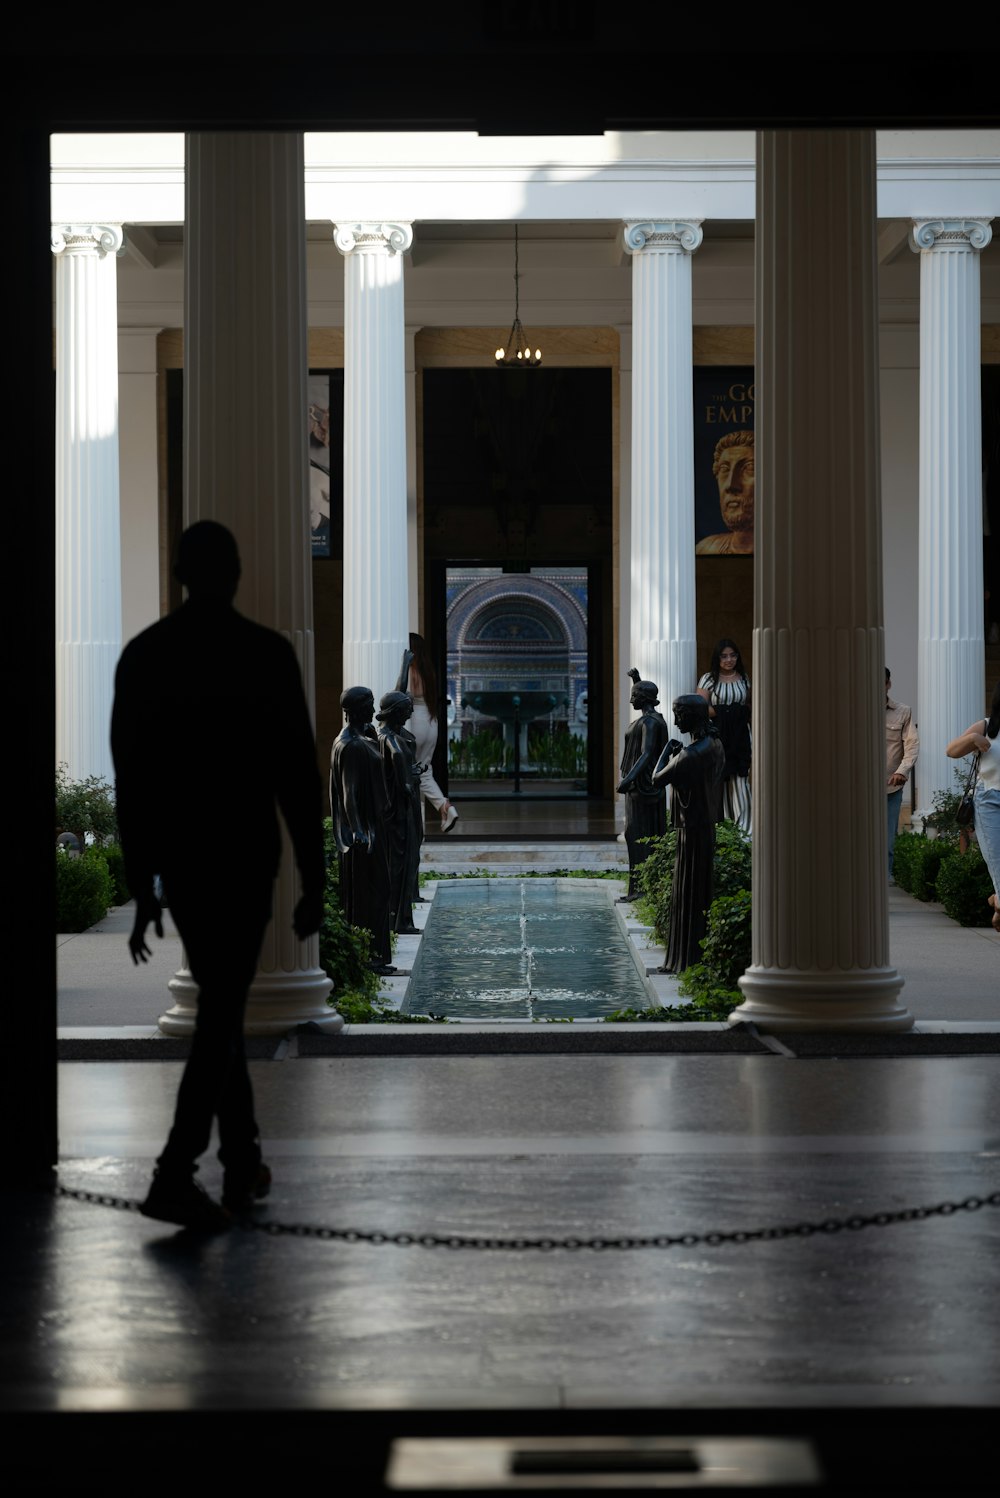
899, 711, 919, 779
110, 644, 164, 964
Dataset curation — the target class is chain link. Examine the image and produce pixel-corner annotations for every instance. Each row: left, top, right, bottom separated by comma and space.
54, 1181, 1000, 1251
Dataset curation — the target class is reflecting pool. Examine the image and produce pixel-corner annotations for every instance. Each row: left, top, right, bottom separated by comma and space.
402, 879, 649, 1020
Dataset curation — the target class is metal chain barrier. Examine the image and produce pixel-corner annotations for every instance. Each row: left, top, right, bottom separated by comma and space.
54, 1181, 1000, 1251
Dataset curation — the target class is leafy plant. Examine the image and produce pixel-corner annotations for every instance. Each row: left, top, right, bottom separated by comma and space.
905, 836, 957, 902
891, 831, 922, 895
526, 725, 587, 779
605, 994, 736, 1023
101, 844, 130, 906
333, 990, 444, 1024
56, 846, 113, 932
448, 730, 509, 779
692, 887, 752, 990
935, 843, 995, 926
55, 764, 118, 846
923, 768, 973, 841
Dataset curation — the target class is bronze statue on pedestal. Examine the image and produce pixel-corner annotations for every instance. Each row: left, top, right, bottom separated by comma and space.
652, 694, 725, 974
329, 686, 393, 973
616, 668, 671, 902
376, 689, 423, 936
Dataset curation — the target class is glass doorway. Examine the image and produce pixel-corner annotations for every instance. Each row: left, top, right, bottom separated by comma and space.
444, 565, 590, 798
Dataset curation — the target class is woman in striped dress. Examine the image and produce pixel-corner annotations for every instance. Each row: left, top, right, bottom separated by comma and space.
696, 638, 752, 834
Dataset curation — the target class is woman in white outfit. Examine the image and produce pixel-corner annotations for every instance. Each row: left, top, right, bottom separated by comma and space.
946, 679, 1000, 931
397, 633, 459, 832
695, 638, 752, 834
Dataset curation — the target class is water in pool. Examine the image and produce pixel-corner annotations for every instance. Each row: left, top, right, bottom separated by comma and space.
402, 879, 649, 1020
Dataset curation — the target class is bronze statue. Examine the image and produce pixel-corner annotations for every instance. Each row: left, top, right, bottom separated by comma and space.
376, 689, 423, 936
616, 668, 671, 901
329, 686, 393, 973
652, 694, 725, 973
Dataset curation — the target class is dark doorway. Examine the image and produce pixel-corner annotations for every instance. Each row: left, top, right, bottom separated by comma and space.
421, 367, 614, 804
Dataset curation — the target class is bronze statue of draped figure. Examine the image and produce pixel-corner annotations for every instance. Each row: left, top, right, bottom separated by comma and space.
652, 694, 725, 974
329, 685, 393, 973
616, 668, 671, 901
376, 689, 423, 936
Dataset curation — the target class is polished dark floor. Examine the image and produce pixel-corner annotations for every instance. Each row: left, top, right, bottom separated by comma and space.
4, 1052, 999, 1489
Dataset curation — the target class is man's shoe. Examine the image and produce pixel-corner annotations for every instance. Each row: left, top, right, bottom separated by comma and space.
140, 1172, 231, 1232
222, 1162, 272, 1216
441, 803, 459, 833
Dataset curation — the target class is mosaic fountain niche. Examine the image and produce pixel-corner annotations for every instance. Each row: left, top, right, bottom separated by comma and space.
402, 878, 651, 1021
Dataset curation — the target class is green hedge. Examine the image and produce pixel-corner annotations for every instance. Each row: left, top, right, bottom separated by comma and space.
101, 844, 130, 906
936, 844, 995, 927
56, 847, 113, 932
894, 833, 957, 901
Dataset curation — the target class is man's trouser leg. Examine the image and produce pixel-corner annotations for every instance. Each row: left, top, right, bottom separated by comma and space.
157, 880, 272, 1178
887, 787, 904, 877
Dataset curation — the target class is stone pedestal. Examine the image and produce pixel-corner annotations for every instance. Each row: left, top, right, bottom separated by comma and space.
162, 133, 337, 1036
52, 224, 124, 785
623, 220, 702, 718
731, 131, 910, 1033
335, 221, 413, 701
911, 218, 993, 818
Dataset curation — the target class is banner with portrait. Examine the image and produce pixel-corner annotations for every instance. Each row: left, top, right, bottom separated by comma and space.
308, 370, 344, 559
693, 368, 755, 556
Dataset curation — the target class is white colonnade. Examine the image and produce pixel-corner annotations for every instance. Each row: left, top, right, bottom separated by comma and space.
335, 221, 413, 703
733, 130, 910, 1033
52, 223, 124, 786
623, 221, 702, 717
912, 217, 993, 818
160, 132, 336, 1036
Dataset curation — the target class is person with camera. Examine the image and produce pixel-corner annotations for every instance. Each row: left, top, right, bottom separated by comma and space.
946, 679, 1000, 931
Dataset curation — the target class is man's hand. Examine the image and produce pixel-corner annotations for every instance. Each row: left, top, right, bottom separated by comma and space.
888, 772, 907, 788
129, 891, 164, 965
293, 890, 324, 939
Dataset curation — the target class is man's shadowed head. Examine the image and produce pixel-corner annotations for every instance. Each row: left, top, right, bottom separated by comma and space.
174, 521, 241, 601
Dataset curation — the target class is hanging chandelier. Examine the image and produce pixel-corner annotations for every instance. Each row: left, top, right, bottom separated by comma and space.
495, 224, 541, 368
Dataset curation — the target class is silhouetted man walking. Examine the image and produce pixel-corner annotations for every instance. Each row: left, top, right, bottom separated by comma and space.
111, 521, 325, 1229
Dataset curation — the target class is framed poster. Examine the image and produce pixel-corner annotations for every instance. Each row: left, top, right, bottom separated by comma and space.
693, 367, 755, 556
308, 370, 344, 559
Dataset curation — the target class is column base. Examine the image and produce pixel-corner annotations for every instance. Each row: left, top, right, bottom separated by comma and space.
160, 966, 341, 1037
732, 965, 912, 1034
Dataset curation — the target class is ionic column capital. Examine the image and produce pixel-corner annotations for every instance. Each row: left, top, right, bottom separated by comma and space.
623, 220, 703, 256
333, 221, 413, 257
909, 217, 992, 253
51, 224, 124, 259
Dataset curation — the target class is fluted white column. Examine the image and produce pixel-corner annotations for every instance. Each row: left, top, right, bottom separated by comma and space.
911, 218, 993, 818
732, 131, 909, 1033
52, 224, 124, 786
623, 221, 702, 717
161, 133, 336, 1036
335, 221, 412, 700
